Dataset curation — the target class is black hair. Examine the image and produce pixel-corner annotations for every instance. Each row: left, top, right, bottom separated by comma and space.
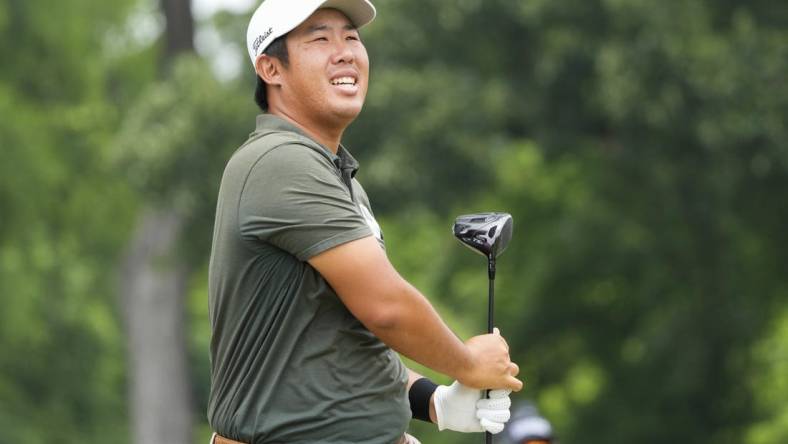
254, 35, 289, 112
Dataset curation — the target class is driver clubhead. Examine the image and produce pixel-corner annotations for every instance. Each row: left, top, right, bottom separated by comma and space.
453, 212, 513, 258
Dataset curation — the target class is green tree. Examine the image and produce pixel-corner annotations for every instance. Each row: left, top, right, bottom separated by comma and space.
0, 0, 144, 442
345, 1, 787, 442
2, 1, 785, 443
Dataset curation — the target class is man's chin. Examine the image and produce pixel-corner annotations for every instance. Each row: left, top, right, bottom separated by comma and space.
331, 103, 365, 123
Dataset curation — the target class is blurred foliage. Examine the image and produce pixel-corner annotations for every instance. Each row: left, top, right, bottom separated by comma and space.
1, 0, 786, 443
748, 307, 788, 444
112, 55, 256, 267
0, 1, 141, 442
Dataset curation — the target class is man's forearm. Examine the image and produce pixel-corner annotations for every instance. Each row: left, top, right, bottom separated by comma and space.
368, 277, 475, 383
309, 236, 519, 391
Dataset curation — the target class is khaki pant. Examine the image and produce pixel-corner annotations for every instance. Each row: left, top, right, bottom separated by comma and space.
397, 433, 421, 444
211, 432, 421, 444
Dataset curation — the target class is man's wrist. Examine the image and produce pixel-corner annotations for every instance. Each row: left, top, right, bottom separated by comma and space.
454, 343, 478, 387
409, 378, 439, 423
429, 391, 437, 424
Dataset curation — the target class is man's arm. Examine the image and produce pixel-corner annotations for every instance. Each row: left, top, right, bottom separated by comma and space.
308, 235, 521, 391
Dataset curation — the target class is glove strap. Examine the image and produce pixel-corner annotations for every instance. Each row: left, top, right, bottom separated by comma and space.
408, 378, 438, 423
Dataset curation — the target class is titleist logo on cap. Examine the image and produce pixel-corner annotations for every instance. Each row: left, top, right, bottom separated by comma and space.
252, 27, 274, 54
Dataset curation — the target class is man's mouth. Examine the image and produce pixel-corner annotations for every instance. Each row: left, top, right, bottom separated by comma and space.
330, 76, 358, 86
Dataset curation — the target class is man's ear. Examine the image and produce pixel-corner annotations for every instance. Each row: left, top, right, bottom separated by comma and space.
255, 54, 283, 87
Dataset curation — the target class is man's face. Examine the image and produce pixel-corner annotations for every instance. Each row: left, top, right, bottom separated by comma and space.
278, 8, 370, 126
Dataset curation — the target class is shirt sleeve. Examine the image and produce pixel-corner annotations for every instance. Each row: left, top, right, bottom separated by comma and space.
238, 143, 372, 261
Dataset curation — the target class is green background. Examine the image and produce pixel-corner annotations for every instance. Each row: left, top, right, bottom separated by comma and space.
0, 0, 786, 443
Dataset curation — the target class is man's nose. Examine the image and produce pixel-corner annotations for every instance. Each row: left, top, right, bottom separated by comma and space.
331, 40, 355, 64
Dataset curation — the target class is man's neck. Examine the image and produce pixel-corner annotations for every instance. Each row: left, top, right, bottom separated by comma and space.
269, 108, 344, 154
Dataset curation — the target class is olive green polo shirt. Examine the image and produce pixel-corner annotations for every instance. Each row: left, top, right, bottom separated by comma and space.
207, 114, 409, 444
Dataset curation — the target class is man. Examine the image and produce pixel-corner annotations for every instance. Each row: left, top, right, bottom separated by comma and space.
503, 403, 555, 444
207, 1, 523, 443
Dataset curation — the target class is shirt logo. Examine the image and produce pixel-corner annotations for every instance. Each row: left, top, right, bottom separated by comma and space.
359, 204, 383, 242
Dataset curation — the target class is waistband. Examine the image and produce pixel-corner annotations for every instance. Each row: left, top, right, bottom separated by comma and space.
211, 433, 245, 444
210, 432, 420, 444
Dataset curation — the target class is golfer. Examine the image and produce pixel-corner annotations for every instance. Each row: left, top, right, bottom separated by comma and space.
207, 1, 522, 443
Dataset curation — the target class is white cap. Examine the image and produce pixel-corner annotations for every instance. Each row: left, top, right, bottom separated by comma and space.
246, 0, 376, 65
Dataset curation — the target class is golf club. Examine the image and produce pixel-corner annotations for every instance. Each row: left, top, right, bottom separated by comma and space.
453, 212, 513, 444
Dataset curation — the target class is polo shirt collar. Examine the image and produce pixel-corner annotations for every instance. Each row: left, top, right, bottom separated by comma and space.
254, 114, 359, 178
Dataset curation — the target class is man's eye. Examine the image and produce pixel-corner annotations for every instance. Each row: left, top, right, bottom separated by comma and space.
346, 35, 359, 41
313, 37, 328, 42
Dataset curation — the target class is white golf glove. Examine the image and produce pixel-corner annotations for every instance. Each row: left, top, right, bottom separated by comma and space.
433, 381, 512, 434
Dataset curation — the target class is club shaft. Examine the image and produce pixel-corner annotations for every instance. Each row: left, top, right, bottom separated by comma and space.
486, 275, 493, 443
488, 276, 494, 334
486, 257, 495, 444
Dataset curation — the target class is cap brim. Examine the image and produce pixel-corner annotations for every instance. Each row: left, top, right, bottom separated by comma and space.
319, 0, 376, 29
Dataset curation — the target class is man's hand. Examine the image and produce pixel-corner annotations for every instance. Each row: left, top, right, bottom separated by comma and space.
433, 381, 512, 434
459, 328, 522, 391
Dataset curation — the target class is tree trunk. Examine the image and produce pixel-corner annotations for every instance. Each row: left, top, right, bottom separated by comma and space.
121, 0, 199, 444
160, 0, 194, 58
121, 3, 196, 444
121, 207, 192, 444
